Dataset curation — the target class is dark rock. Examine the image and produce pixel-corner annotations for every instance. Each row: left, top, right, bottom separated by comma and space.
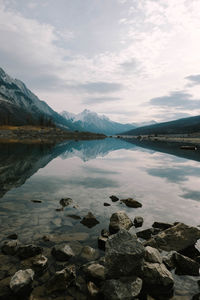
103, 277, 142, 300
51, 244, 75, 261
144, 246, 162, 264
80, 212, 99, 228
152, 221, 173, 230
60, 197, 73, 207
10, 269, 34, 295
173, 252, 200, 276
32, 254, 48, 272
101, 229, 110, 238
31, 200, 42, 203
17, 244, 43, 259
136, 228, 161, 240
98, 235, 108, 251
109, 211, 133, 234
42, 235, 51, 242
82, 262, 105, 281
142, 261, 174, 287
105, 229, 145, 279
1, 240, 19, 255
144, 223, 200, 251
104, 202, 111, 206
120, 198, 142, 208
47, 265, 76, 293
134, 216, 144, 228
7, 233, 18, 240
67, 214, 81, 220
110, 195, 119, 202
0, 276, 13, 299
179, 244, 200, 261
87, 281, 100, 298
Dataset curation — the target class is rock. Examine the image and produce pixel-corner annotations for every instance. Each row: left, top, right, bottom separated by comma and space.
142, 262, 174, 287
31, 200, 42, 203
98, 235, 108, 251
109, 211, 133, 234
110, 195, 119, 202
136, 228, 161, 240
1, 240, 19, 255
67, 214, 81, 220
134, 216, 144, 228
47, 265, 76, 293
32, 255, 48, 272
101, 229, 110, 238
51, 244, 75, 261
0, 276, 13, 299
152, 221, 173, 230
103, 277, 142, 300
17, 244, 43, 259
104, 202, 111, 206
105, 229, 145, 279
7, 233, 18, 240
80, 246, 99, 261
10, 269, 34, 295
80, 212, 99, 228
173, 252, 200, 276
60, 197, 73, 207
120, 198, 142, 208
162, 251, 176, 270
82, 262, 105, 281
87, 281, 100, 297
144, 246, 162, 264
144, 223, 200, 251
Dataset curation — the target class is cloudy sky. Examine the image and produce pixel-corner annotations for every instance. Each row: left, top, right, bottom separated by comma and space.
1, 0, 200, 123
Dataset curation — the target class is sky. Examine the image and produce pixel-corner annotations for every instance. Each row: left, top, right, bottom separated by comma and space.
1, 0, 200, 123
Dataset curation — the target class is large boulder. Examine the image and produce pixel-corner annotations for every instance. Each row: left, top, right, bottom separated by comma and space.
144, 223, 200, 251
105, 229, 145, 279
51, 244, 75, 261
142, 262, 174, 287
10, 269, 34, 295
17, 244, 43, 259
120, 198, 142, 208
103, 277, 142, 300
109, 211, 133, 234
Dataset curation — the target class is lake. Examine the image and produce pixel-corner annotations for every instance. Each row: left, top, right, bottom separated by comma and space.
0, 138, 200, 297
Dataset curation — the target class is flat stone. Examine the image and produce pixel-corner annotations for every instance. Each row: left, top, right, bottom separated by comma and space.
10, 269, 34, 295
145, 246, 162, 264
51, 244, 75, 261
109, 211, 133, 234
105, 229, 145, 279
120, 198, 142, 208
103, 277, 142, 300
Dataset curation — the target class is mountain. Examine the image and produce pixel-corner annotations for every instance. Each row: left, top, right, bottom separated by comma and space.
122, 115, 200, 136
0, 67, 75, 129
61, 109, 136, 135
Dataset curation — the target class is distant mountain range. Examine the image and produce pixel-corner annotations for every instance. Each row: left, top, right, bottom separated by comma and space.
123, 115, 200, 136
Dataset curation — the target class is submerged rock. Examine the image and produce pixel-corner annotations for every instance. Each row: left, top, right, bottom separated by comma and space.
110, 195, 119, 202
51, 244, 75, 261
120, 198, 142, 208
32, 254, 48, 272
60, 197, 73, 207
1, 240, 19, 255
103, 277, 142, 300
109, 211, 133, 234
144, 223, 200, 251
10, 269, 34, 295
80, 212, 99, 228
47, 265, 76, 293
17, 244, 43, 259
134, 216, 144, 228
105, 229, 145, 279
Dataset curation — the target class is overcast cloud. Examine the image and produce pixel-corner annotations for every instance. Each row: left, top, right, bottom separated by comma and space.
1, 0, 200, 122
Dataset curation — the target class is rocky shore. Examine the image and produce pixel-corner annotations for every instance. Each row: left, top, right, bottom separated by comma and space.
0, 126, 106, 144
0, 195, 200, 300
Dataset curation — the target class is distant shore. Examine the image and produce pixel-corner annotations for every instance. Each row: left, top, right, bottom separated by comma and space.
0, 126, 106, 144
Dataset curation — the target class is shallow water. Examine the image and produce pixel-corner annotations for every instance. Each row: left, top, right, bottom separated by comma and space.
0, 138, 200, 297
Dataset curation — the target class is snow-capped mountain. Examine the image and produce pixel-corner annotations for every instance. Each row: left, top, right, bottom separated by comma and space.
0, 67, 74, 129
61, 109, 136, 135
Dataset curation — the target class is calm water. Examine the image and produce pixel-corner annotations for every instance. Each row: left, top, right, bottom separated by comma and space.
0, 138, 200, 296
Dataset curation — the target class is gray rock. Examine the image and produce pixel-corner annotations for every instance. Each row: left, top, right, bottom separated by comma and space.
109, 211, 133, 234
60, 197, 73, 207
1, 240, 19, 255
17, 244, 43, 259
82, 262, 105, 281
152, 222, 173, 230
110, 195, 119, 202
51, 244, 75, 261
80, 212, 99, 228
134, 216, 144, 228
144, 246, 162, 264
162, 251, 176, 270
103, 277, 142, 300
173, 252, 200, 276
105, 229, 145, 279
47, 265, 76, 293
120, 198, 142, 208
142, 262, 174, 287
10, 269, 34, 295
80, 246, 99, 261
144, 223, 200, 251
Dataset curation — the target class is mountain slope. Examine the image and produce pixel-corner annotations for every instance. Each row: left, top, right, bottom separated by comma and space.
61, 109, 136, 135
0, 67, 75, 129
123, 115, 200, 135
